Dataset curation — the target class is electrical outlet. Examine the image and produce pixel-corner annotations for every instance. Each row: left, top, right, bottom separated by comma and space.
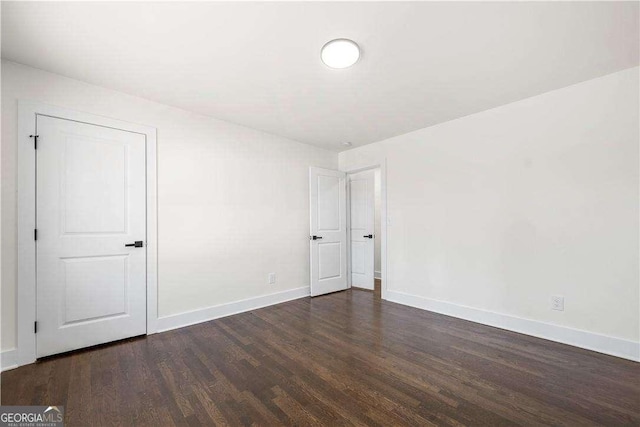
268, 273, 276, 285
551, 295, 564, 311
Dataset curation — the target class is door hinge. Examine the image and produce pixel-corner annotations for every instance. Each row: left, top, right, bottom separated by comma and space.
34, 229, 38, 241
29, 134, 39, 150
34, 321, 38, 334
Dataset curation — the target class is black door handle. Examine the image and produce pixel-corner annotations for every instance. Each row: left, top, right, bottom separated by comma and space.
310, 235, 323, 240
125, 241, 144, 247
363, 234, 373, 239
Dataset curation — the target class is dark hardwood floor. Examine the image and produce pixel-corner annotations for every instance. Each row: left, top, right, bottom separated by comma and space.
2, 280, 639, 426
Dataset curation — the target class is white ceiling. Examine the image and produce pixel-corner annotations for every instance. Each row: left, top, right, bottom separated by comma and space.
2, 2, 638, 151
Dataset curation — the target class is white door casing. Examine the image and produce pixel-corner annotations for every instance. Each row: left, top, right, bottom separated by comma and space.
36, 115, 147, 357
349, 170, 375, 289
309, 167, 348, 296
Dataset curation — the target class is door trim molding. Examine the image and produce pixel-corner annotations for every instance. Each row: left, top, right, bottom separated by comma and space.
343, 161, 388, 300
17, 101, 158, 367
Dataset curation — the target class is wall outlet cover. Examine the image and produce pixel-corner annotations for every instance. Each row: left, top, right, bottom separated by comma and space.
551, 295, 564, 311
268, 273, 276, 284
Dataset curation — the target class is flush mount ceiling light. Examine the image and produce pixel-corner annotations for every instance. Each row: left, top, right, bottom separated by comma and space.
321, 39, 360, 69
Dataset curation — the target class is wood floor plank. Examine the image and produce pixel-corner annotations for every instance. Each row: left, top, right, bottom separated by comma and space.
2, 280, 639, 426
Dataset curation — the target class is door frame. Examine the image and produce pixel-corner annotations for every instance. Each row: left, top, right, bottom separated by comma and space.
17, 101, 158, 367
344, 161, 388, 300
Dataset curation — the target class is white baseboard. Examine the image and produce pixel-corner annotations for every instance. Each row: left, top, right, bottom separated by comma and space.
386, 290, 639, 362
7, 287, 635, 368
157, 286, 310, 333
1, 348, 18, 372
374, 270, 381, 279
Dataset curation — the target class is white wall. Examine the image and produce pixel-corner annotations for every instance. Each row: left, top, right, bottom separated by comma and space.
340, 67, 639, 356
1, 61, 337, 352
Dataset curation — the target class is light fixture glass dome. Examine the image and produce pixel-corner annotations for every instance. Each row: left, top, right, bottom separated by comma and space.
321, 39, 360, 69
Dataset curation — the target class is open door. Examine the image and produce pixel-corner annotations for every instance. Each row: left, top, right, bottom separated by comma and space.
309, 167, 348, 296
349, 169, 375, 290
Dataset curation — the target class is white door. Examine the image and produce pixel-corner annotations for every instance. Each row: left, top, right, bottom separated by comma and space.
309, 167, 348, 296
36, 115, 147, 358
349, 170, 375, 289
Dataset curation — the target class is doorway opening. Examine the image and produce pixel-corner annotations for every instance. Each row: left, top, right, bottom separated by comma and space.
308, 163, 386, 300
347, 167, 382, 297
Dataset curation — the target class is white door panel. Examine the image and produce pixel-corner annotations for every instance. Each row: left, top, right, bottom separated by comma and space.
62, 255, 129, 323
309, 167, 347, 296
63, 137, 128, 233
349, 170, 375, 289
36, 115, 147, 357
